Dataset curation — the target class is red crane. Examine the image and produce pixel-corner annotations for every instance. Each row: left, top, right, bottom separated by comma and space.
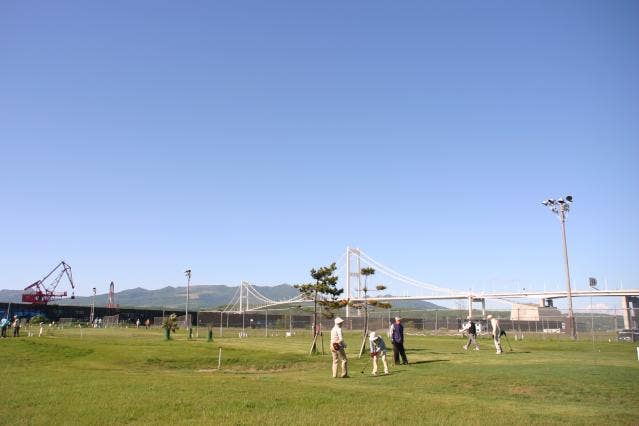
22, 261, 76, 304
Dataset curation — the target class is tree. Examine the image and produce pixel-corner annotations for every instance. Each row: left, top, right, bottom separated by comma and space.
162, 314, 179, 340
356, 267, 375, 357
295, 262, 343, 354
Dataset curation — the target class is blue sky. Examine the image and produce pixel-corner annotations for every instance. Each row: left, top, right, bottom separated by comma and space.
1, 1, 637, 310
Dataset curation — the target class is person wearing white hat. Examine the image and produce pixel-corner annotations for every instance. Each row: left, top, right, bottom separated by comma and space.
369, 331, 389, 375
486, 315, 502, 354
462, 316, 480, 351
390, 316, 408, 365
330, 317, 348, 378
12, 315, 20, 338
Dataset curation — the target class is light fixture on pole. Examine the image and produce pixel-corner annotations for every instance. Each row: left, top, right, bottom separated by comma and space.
184, 269, 192, 338
90, 287, 96, 324
542, 195, 576, 339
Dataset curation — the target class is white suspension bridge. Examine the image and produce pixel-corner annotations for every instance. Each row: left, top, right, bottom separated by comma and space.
219, 247, 639, 329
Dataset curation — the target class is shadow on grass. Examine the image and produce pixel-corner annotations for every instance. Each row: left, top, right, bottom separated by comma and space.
399, 359, 450, 365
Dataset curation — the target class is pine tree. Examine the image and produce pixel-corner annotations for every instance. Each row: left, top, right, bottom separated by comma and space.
295, 262, 343, 354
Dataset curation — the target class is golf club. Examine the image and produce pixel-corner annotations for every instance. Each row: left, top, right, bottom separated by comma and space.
501, 330, 513, 352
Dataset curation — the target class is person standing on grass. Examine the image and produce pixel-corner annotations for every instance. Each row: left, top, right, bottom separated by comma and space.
12, 315, 20, 337
330, 317, 349, 378
487, 315, 502, 354
391, 316, 409, 365
387, 318, 394, 339
369, 331, 389, 375
0, 316, 9, 338
462, 316, 480, 351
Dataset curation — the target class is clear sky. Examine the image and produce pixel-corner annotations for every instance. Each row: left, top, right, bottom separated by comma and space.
1, 1, 637, 310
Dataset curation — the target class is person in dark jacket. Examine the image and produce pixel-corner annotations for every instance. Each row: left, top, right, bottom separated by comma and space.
462, 316, 480, 351
391, 316, 408, 365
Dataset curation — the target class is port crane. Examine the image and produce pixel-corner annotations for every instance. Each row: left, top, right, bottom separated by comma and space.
22, 261, 76, 304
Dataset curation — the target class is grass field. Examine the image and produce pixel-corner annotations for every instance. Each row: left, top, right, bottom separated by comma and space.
1, 326, 638, 425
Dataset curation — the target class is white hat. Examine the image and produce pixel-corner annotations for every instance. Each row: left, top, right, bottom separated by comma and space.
395, 316, 402, 321
486, 314, 493, 319
369, 331, 377, 340
467, 316, 472, 320
334, 317, 344, 324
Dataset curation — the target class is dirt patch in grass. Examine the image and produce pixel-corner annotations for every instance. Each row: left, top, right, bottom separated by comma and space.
509, 385, 536, 396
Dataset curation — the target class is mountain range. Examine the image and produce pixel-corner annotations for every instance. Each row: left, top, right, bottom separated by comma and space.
0, 284, 445, 310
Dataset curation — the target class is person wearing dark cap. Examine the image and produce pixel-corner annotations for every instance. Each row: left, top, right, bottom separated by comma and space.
391, 316, 408, 365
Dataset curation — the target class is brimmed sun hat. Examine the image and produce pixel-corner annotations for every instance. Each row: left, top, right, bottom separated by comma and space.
369, 331, 378, 340
334, 317, 344, 324
486, 314, 493, 319
395, 316, 402, 321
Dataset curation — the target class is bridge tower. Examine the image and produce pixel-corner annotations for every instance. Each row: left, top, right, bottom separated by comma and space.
345, 247, 362, 318
239, 281, 249, 314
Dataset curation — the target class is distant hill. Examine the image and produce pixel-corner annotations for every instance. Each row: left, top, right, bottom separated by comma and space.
0, 284, 446, 310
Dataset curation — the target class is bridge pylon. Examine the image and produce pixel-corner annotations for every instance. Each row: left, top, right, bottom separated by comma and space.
345, 246, 362, 318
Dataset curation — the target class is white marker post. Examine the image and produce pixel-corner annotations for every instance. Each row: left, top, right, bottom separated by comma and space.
218, 347, 222, 370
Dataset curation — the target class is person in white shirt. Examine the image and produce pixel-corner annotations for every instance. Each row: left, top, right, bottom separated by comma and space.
487, 314, 502, 354
330, 317, 348, 378
369, 331, 389, 375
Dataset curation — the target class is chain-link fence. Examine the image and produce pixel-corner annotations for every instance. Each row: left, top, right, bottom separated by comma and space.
194, 306, 638, 342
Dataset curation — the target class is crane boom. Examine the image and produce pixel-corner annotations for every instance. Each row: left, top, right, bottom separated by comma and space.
22, 261, 76, 304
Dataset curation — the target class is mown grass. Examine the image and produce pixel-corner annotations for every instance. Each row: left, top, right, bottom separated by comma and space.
1, 326, 638, 425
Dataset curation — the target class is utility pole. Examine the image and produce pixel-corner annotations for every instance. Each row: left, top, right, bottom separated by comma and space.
185, 269, 192, 338
542, 195, 577, 339
90, 287, 96, 324
345, 247, 350, 318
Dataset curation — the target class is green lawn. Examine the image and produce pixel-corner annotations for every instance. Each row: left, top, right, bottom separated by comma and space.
1, 326, 638, 425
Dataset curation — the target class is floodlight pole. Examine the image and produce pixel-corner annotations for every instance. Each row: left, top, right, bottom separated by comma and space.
543, 196, 576, 340
558, 208, 576, 339
90, 287, 96, 324
185, 269, 192, 337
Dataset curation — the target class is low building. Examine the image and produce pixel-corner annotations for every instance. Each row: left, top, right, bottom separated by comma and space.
510, 302, 565, 322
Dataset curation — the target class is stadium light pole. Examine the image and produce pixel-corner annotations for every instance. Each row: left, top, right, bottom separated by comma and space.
185, 269, 192, 338
542, 195, 577, 339
90, 287, 96, 325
